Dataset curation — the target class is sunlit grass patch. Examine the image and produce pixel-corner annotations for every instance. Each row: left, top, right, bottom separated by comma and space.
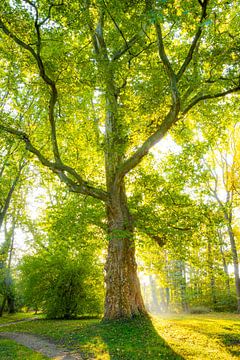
0, 338, 48, 360
153, 313, 240, 360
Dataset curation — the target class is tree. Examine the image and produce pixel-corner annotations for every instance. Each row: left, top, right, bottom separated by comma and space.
205, 132, 240, 312
0, 138, 26, 316
19, 192, 104, 318
0, 218, 16, 316
0, 0, 240, 319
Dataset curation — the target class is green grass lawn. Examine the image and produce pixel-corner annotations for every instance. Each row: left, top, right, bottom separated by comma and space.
0, 338, 48, 360
0, 312, 43, 325
0, 313, 239, 359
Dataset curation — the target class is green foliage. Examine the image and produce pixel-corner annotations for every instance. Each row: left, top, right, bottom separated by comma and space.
19, 248, 103, 319
19, 193, 105, 319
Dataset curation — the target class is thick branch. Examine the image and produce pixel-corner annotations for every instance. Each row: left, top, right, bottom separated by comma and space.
116, 83, 240, 184
115, 106, 179, 184
113, 16, 181, 184
0, 17, 61, 162
154, 20, 180, 119
182, 86, 240, 115
155, 21, 176, 82
0, 124, 109, 203
177, 0, 209, 81
0, 164, 23, 230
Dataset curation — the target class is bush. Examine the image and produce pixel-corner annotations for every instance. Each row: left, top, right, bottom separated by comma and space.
189, 306, 212, 314
19, 250, 104, 319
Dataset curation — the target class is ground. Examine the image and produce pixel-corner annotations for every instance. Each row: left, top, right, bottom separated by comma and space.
0, 312, 239, 359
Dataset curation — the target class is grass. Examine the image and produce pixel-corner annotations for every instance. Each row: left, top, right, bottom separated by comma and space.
0, 312, 43, 325
0, 313, 239, 359
0, 338, 48, 360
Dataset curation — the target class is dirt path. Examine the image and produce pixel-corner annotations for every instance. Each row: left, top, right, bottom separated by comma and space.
0, 331, 84, 359
0, 317, 38, 328
0, 319, 83, 359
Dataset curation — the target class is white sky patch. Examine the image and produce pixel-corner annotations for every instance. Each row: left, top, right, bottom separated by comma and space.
138, 271, 151, 286
26, 186, 48, 221
150, 134, 182, 160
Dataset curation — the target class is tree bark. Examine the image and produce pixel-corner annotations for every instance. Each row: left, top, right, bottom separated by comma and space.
104, 185, 146, 320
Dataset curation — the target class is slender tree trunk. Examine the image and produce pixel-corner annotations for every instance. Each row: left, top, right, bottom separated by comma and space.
218, 231, 231, 295
0, 296, 7, 317
179, 261, 189, 313
7, 293, 15, 314
104, 185, 146, 320
227, 224, 240, 312
207, 240, 217, 308
213, 189, 240, 311
149, 275, 160, 313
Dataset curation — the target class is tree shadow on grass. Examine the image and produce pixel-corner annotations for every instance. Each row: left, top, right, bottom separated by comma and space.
217, 333, 240, 357
71, 315, 185, 360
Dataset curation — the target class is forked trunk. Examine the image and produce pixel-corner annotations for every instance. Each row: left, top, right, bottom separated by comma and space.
104, 187, 146, 320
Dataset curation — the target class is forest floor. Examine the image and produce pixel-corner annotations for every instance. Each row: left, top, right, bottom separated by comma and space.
0, 312, 239, 359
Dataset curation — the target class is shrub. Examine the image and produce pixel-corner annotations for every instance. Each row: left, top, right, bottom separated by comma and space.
19, 250, 104, 319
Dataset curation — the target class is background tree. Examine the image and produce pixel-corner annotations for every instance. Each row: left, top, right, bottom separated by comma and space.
19, 192, 104, 319
0, 138, 26, 316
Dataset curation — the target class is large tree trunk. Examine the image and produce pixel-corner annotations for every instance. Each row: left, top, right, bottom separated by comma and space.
104, 185, 146, 320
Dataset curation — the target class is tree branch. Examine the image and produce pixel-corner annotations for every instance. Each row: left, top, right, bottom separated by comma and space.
155, 21, 176, 83
115, 106, 179, 185
0, 161, 25, 230
182, 85, 240, 115
0, 124, 109, 203
154, 19, 180, 120
0, 17, 61, 163
177, 0, 209, 81
112, 14, 182, 184
112, 34, 140, 61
